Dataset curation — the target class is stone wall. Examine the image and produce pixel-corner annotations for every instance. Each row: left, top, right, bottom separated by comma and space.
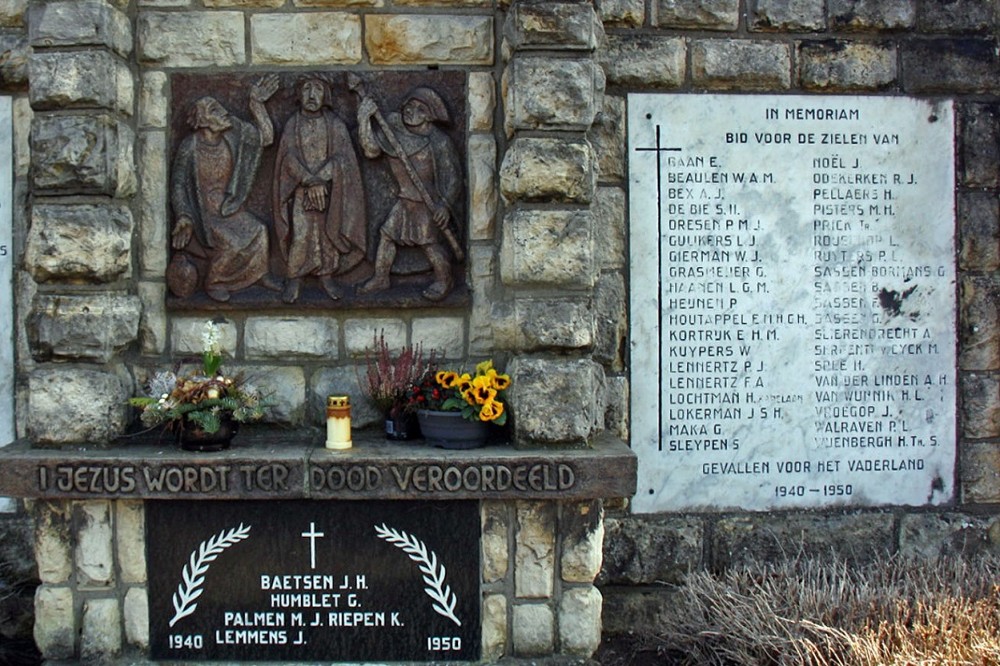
2, 0, 999, 659
591, 0, 1000, 637
28, 497, 604, 661
14, 0, 614, 452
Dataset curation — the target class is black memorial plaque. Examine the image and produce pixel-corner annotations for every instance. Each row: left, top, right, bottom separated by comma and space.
147, 500, 481, 661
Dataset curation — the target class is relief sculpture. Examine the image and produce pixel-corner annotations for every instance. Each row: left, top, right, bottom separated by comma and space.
166, 72, 467, 309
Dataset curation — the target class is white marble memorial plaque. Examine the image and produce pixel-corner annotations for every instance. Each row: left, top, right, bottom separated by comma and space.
0, 98, 13, 512
629, 95, 956, 513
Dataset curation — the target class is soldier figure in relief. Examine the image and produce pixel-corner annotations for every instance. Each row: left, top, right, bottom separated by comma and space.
356, 87, 462, 302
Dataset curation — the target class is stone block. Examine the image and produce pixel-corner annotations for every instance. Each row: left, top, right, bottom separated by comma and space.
81, 596, 121, 660
29, 293, 141, 363
138, 130, 167, 277
30, 0, 132, 56
29, 50, 132, 114
500, 137, 595, 204
603, 375, 629, 440
468, 134, 498, 240
395, 0, 488, 6
230, 365, 307, 426
916, 0, 995, 33
171, 317, 237, 358
600, 514, 702, 585
481, 594, 507, 661
207, 0, 284, 6
411, 316, 464, 359
251, 13, 362, 64
959, 103, 999, 188
116, 501, 146, 584
503, 2, 600, 51
0, 32, 28, 87
961, 373, 1000, 440
508, 357, 605, 445
829, 0, 915, 30
25, 202, 133, 283
599, 34, 685, 89
294, 0, 382, 6
0, 0, 26, 27
958, 190, 1000, 272
562, 500, 604, 583
589, 94, 625, 183
515, 501, 555, 598
559, 587, 602, 656
246, 317, 338, 360
123, 587, 149, 649
751, 0, 825, 31
13, 96, 31, 177
961, 441, 1000, 503
692, 39, 792, 90
959, 275, 1000, 370
34, 585, 75, 660
899, 513, 998, 559
798, 40, 896, 90
600, 586, 680, 636
344, 318, 406, 357
32, 501, 72, 583
31, 113, 136, 196
482, 501, 509, 584
311, 365, 380, 429
594, 187, 626, 270
28, 367, 129, 445
713, 513, 895, 569
511, 603, 554, 656
138, 12, 245, 67
500, 209, 594, 288
505, 57, 603, 133
137, 282, 166, 355
599, 0, 644, 28
139, 70, 168, 128
469, 246, 503, 356
468, 71, 495, 132
365, 15, 493, 65
515, 298, 593, 351
594, 273, 626, 371
76, 501, 114, 588
902, 39, 999, 95
654, 0, 738, 30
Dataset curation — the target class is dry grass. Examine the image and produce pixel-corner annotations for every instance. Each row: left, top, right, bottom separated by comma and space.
628, 555, 1000, 666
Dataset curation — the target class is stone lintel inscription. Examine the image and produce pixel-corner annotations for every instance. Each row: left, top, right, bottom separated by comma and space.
0, 434, 637, 500
167, 72, 468, 310
147, 500, 480, 662
629, 94, 956, 513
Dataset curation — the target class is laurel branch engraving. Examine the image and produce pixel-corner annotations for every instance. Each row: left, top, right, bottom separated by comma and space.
169, 523, 252, 628
374, 523, 462, 626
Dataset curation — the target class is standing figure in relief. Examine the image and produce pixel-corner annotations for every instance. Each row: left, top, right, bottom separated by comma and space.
273, 76, 367, 303
170, 75, 281, 302
355, 86, 462, 302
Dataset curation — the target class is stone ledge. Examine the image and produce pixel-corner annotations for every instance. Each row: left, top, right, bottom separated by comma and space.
0, 430, 636, 502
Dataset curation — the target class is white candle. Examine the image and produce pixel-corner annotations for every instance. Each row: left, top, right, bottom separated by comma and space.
325, 395, 352, 450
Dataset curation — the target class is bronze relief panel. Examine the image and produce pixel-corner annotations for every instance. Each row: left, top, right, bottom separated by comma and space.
166, 72, 468, 310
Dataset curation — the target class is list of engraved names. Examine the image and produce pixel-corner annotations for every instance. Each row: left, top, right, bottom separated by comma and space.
629, 95, 955, 512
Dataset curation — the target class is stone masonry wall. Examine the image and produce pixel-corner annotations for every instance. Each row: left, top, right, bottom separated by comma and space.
28, 498, 605, 661
591, 0, 1000, 637
3, 0, 999, 658
16, 0, 614, 451
8, 0, 616, 660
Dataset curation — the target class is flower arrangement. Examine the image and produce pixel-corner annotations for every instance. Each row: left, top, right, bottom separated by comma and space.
129, 321, 269, 434
408, 360, 511, 425
361, 331, 432, 414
